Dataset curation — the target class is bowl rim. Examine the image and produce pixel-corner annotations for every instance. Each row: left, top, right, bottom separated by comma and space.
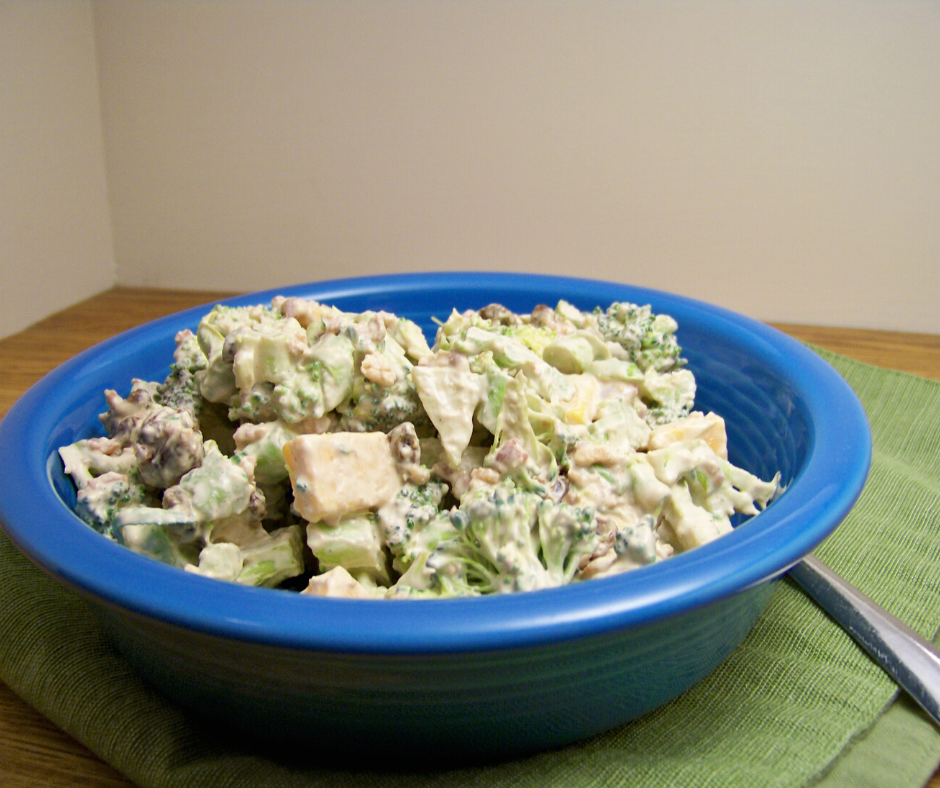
0, 272, 871, 653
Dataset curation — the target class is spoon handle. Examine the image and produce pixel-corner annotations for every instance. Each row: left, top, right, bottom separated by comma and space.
789, 554, 940, 726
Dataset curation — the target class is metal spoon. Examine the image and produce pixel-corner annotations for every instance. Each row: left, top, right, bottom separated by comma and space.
789, 554, 940, 726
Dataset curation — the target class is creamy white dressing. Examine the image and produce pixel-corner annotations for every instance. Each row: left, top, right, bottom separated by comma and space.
59, 295, 779, 598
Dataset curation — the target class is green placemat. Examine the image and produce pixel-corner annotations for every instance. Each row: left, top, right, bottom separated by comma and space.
2, 347, 940, 788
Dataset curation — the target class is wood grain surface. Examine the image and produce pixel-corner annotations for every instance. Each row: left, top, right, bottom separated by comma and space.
0, 287, 938, 788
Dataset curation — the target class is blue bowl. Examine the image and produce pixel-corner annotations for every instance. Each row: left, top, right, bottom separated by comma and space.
0, 273, 870, 761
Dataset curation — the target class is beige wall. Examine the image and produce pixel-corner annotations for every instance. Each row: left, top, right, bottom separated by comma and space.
3, 3, 938, 337
0, 1, 114, 338
92, 1, 940, 333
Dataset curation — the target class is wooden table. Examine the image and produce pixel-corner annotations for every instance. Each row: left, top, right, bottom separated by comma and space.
1, 287, 939, 788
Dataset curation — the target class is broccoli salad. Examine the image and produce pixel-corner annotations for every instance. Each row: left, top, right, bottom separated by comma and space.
59, 297, 780, 599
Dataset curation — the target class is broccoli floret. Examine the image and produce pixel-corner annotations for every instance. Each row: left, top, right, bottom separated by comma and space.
594, 302, 685, 373
386, 550, 478, 598
335, 334, 426, 433
386, 481, 548, 596
156, 329, 208, 416
100, 382, 205, 488
270, 361, 323, 423
195, 304, 285, 407
378, 480, 449, 565
613, 513, 659, 566
74, 471, 156, 535
336, 374, 425, 433
59, 437, 138, 489
537, 499, 600, 585
640, 369, 696, 426
395, 482, 601, 595
170, 441, 254, 523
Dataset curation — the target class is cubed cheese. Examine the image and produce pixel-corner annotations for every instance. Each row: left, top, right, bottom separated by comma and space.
282, 432, 403, 524
649, 411, 728, 459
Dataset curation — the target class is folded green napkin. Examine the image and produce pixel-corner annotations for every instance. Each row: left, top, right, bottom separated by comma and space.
2, 347, 940, 788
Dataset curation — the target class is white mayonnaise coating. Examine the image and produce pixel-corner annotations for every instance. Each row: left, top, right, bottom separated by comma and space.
60, 296, 779, 598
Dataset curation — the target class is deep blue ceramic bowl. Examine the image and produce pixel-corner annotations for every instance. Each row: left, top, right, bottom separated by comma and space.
0, 273, 870, 761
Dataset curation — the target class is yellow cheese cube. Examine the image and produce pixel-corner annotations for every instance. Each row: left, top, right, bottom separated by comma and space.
282, 432, 402, 525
